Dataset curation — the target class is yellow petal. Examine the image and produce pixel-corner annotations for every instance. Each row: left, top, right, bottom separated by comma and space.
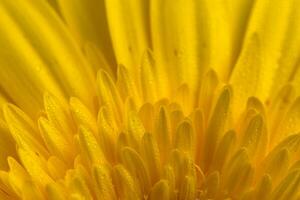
117, 65, 141, 106
151, 0, 231, 86
97, 107, 117, 162
254, 174, 272, 199
112, 165, 140, 200
0, 121, 16, 170
138, 103, 155, 132
7, 157, 30, 196
241, 114, 267, 159
149, 180, 169, 200
0, 2, 65, 116
223, 148, 253, 195
18, 148, 53, 187
263, 148, 289, 185
70, 97, 97, 133
78, 126, 106, 166
268, 84, 295, 138
39, 117, 74, 162
96, 70, 123, 123
21, 181, 44, 200
211, 130, 236, 171
202, 86, 231, 171
57, 0, 116, 66
162, 165, 176, 199
140, 51, 159, 102
104, 0, 149, 73
198, 69, 219, 119
174, 121, 194, 155
66, 169, 93, 200
204, 171, 219, 199
238, 0, 294, 102
230, 34, 262, 119
271, 0, 300, 96
126, 110, 145, 150
120, 147, 151, 195
270, 169, 300, 200
3, 104, 49, 157
93, 165, 117, 200
178, 176, 196, 200
142, 133, 161, 184
276, 97, 300, 142
44, 92, 75, 142
0, 0, 96, 111
45, 182, 66, 200
47, 156, 67, 180
154, 107, 171, 163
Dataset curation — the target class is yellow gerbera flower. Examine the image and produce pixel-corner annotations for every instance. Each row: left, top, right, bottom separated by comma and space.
0, 0, 300, 199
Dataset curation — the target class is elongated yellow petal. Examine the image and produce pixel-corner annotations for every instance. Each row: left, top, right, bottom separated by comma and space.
104, 0, 149, 74
97, 107, 117, 162
18, 148, 54, 187
39, 117, 74, 162
204, 171, 219, 199
254, 174, 272, 199
198, 69, 219, 119
97, 70, 123, 123
0, 0, 96, 111
268, 84, 296, 137
117, 65, 141, 106
112, 165, 140, 200
93, 165, 116, 200
0, 2, 65, 116
70, 97, 97, 133
276, 97, 300, 142
3, 104, 49, 157
140, 51, 159, 102
21, 181, 44, 200
211, 130, 236, 171
57, 0, 116, 66
237, 0, 294, 102
149, 180, 169, 200
223, 148, 253, 195
202, 86, 231, 171
78, 126, 106, 166
270, 169, 300, 200
66, 169, 93, 200
44, 92, 75, 142
155, 107, 171, 163
263, 148, 289, 184
138, 103, 155, 132
142, 133, 161, 184
178, 176, 196, 200
174, 121, 194, 155
241, 114, 266, 159
7, 157, 30, 197
46, 182, 66, 200
230, 34, 262, 118
121, 147, 151, 195
47, 156, 67, 180
271, 1, 300, 96
126, 110, 145, 150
